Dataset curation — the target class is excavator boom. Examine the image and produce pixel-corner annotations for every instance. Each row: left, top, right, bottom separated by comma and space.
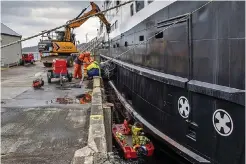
64, 2, 111, 42
38, 1, 110, 68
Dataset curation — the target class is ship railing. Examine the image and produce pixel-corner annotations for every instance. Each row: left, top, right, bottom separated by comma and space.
80, 36, 104, 53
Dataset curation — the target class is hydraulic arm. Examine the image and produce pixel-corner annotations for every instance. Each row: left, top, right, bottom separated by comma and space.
38, 1, 111, 68
64, 2, 111, 42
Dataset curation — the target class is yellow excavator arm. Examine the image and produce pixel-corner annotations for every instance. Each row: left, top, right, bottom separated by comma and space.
64, 2, 111, 42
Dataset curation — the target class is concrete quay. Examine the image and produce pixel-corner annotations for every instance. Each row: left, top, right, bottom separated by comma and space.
72, 76, 114, 164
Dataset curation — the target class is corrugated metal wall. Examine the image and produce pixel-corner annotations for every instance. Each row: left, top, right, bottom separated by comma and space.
1, 34, 22, 66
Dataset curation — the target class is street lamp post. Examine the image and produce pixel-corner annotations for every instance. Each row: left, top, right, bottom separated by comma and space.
85, 33, 88, 43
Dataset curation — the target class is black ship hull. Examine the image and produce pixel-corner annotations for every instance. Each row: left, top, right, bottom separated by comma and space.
98, 1, 245, 164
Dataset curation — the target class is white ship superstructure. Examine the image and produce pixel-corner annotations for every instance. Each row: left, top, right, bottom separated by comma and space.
98, 0, 176, 41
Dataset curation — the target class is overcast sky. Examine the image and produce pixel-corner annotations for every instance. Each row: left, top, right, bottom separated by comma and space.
1, 1, 104, 48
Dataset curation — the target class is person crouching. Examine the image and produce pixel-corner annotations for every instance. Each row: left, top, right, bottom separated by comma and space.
86, 61, 101, 79
73, 53, 87, 79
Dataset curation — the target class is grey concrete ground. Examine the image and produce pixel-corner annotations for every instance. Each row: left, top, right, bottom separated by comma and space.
1, 63, 92, 164
72, 77, 108, 164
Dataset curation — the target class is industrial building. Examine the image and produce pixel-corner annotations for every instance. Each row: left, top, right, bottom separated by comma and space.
1, 23, 22, 67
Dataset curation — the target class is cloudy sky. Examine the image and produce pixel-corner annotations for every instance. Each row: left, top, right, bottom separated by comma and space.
1, 1, 104, 48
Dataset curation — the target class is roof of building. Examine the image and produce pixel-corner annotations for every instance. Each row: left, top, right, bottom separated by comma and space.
22, 46, 38, 53
1, 23, 21, 37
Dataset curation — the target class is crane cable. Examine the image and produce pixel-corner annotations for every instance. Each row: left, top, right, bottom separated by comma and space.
0, 0, 133, 49
102, 0, 214, 66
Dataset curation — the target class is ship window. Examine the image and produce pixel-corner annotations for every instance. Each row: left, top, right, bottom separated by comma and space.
130, 4, 134, 16
116, 43, 119, 47
125, 41, 128, 47
139, 35, 144, 41
111, 24, 114, 31
155, 32, 163, 39
116, 1, 120, 12
135, 1, 144, 13
148, 0, 154, 4
115, 20, 118, 29
105, 0, 111, 9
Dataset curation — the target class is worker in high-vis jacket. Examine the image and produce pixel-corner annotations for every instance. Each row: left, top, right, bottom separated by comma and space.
83, 52, 92, 77
138, 131, 150, 145
131, 122, 143, 146
86, 60, 101, 79
73, 54, 83, 79
73, 52, 90, 79
123, 117, 132, 135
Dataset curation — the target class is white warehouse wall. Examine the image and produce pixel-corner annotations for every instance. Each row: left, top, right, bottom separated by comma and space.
1, 34, 22, 66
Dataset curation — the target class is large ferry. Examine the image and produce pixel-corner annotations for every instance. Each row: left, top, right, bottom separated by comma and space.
96, 1, 245, 164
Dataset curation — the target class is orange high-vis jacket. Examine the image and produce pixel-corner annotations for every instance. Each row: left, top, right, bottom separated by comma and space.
78, 53, 85, 62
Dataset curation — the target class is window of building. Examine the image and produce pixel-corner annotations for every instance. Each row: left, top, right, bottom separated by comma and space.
155, 32, 163, 39
105, 0, 111, 9
139, 35, 144, 41
115, 20, 118, 29
130, 4, 134, 16
125, 41, 128, 47
135, 1, 144, 13
148, 0, 154, 4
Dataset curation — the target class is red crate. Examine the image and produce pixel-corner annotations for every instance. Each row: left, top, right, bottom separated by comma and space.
52, 59, 67, 75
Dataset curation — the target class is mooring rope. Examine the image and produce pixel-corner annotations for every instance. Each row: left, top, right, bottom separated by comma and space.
1, 0, 133, 48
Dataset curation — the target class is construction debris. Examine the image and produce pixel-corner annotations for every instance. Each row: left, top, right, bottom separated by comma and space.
79, 93, 92, 104
32, 78, 44, 89
56, 97, 75, 104
45, 91, 92, 105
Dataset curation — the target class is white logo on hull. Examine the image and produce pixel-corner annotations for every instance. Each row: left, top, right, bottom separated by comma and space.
178, 96, 190, 118
213, 109, 233, 136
